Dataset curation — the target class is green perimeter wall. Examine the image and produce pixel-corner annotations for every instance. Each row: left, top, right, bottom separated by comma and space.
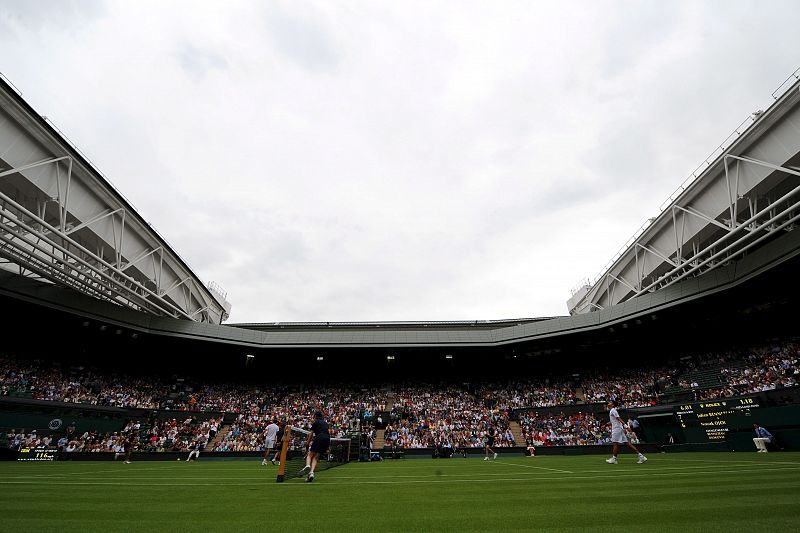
0, 402, 127, 436
0, 399, 226, 443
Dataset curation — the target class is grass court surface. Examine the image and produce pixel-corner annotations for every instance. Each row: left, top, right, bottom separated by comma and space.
2, 452, 799, 532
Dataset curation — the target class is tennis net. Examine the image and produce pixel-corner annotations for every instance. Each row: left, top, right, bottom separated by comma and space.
275, 425, 351, 482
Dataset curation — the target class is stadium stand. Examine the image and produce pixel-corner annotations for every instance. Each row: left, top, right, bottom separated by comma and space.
518, 411, 614, 446
2, 338, 798, 455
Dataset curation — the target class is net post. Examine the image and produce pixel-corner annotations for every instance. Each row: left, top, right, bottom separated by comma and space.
275, 425, 293, 483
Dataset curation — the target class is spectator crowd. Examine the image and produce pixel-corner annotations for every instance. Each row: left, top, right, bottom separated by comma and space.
2, 339, 798, 451
518, 411, 615, 447
4, 415, 221, 454
388, 385, 515, 449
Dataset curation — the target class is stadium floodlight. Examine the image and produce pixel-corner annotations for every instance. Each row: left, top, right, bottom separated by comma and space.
245, 354, 254, 359
445, 354, 453, 359
316, 356, 324, 361
386, 355, 395, 361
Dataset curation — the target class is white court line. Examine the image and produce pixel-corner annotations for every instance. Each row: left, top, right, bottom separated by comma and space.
3, 459, 792, 479
0, 472, 561, 481
15, 463, 197, 477
0, 465, 288, 477
3, 462, 777, 480
658, 457, 800, 465
4, 456, 797, 479
0, 465, 797, 487
493, 460, 573, 473
10, 468, 155, 477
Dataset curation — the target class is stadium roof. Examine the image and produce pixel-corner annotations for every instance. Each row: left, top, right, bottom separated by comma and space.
229, 317, 557, 331
1, 221, 798, 349
569, 72, 800, 315
0, 75, 230, 324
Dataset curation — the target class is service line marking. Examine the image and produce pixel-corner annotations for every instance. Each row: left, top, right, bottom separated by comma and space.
493, 460, 573, 473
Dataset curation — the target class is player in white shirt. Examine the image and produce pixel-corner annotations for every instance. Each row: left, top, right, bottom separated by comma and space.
262, 419, 280, 466
605, 400, 647, 464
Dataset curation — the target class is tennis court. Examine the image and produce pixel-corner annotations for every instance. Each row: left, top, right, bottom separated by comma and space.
2, 452, 798, 532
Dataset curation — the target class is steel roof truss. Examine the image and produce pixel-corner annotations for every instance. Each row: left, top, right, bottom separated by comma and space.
0, 215, 173, 315
0, 161, 192, 319
580, 154, 800, 311
632, 155, 800, 297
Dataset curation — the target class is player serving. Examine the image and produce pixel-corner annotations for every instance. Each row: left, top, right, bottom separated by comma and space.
298, 411, 330, 482
605, 400, 647, 464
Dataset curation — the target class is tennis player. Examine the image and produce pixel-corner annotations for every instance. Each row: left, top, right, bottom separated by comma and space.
269, 420, 285, 465
299, 411, 330, 482
484, 425, 498, 461
262, 419, 279, 466
605, 400, 647, 464
186, 439, 202, 462
122, 434, 133, 464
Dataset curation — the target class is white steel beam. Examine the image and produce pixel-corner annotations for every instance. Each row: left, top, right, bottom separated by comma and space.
0, 82, 230, 323
569, 73, 800, 315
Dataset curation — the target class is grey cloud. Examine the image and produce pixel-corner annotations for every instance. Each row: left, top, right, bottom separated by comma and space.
599, 3, 681, 78
264, 4, 339, 73
4, 2, 800, 322
0, 0, 106, 37
572, 5, 789, 201
177, 44, 229, 79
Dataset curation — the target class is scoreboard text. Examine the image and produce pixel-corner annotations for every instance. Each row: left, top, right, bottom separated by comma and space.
674, 397, 759, 441
17, 447, 58, 461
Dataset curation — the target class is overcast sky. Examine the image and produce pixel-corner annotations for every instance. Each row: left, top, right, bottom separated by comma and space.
1, 1, 799, 323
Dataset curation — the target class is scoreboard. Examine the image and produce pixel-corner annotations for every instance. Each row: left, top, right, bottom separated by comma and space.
17, 447, 59, 461
674, 396, 760, 442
